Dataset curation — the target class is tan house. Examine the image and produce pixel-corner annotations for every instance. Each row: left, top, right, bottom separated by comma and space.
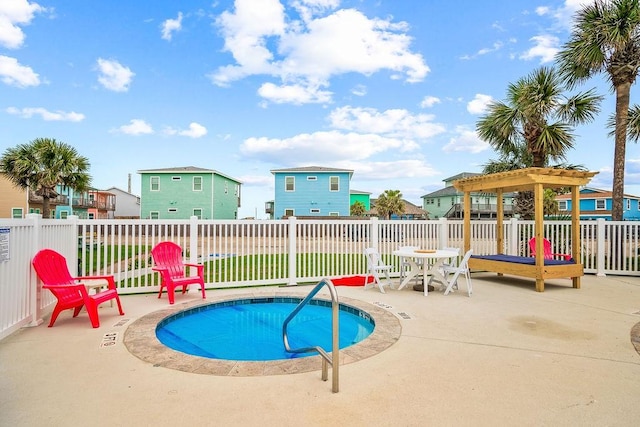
0, 174, 28, 218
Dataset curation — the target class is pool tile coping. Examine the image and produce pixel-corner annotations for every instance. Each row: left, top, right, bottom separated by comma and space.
123, 290, 402, 376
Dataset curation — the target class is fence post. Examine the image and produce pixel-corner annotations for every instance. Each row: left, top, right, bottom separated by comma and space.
370, 217, 379, 249
438, 218, 448, 248
596, 218, 606, 277
189, 216, 198, 267
509, 218, 519, 255
287, 217, 297, 286
26, 214, 43, 327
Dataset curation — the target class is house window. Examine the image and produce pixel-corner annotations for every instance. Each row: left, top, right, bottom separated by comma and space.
224, 182, 228, 194
626, 199, 631, 210
329, 212, 339, 216
310, 208, 320, 214
168, 208, 177, 213
284, 208, 294, 217
171, 176, 181, 181
11, 208, 23, 218
150, 211, 159, 219
29, 208, 40, 214
285, 176, 295, 192
595, 199, 606, 210
451, 197, 454, 206
193, 176, 202, 191
150, 176, 160, 191
330, 176, 339, 192
437, 199, 441, 207
60, 211, 68, 219
193, 208, 202, 219
558, 200, 568, 210
307, 176, 317, 181
235, 184, 239, 196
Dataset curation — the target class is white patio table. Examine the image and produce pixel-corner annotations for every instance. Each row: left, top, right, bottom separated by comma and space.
393, 248, 459, 296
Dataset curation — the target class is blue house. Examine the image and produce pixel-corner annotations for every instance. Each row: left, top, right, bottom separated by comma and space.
270, 166, 353, 219
555, 187, 640, 220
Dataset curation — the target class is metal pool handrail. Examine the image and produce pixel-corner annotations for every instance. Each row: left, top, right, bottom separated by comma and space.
282, 278, 340, 393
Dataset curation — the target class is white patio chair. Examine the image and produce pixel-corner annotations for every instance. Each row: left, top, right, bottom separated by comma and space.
442, 249, 473, 296
364, 247, 393, 293
439, 246, 460, 273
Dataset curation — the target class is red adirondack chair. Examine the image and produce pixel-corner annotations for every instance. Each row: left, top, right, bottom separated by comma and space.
528, 237, 572, 261
32, 249, 125, 328
151, 241, 206, 304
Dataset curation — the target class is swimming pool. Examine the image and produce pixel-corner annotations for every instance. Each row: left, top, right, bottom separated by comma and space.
155, 297, 375, 361
124, 292, 402, 376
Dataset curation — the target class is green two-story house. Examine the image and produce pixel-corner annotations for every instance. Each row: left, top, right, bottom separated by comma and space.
138, 166, 242, 219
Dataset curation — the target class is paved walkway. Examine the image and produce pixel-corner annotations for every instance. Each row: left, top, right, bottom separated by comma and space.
1, 273, 639, 426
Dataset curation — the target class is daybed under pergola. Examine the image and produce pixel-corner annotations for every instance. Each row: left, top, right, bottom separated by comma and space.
453, 167, 598, 292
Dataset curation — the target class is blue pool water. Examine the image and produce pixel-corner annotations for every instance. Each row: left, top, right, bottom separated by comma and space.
156, 297, 375, 361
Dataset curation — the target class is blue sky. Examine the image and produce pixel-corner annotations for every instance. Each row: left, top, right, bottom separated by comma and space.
2, 0, 640, 219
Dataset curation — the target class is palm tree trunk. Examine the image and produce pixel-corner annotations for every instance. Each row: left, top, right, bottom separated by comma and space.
42, 197, 50, 219
612, 81, 631, 221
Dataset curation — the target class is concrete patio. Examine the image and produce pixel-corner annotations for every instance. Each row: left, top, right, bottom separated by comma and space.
1, 272, 639, 426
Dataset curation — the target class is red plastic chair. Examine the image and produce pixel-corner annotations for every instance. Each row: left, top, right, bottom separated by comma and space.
151, 242, 206, 304
528, 237, 572, 261
32, 249, 125, 328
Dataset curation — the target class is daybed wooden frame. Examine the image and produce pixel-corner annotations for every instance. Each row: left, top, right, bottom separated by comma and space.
453, 167, 598, 292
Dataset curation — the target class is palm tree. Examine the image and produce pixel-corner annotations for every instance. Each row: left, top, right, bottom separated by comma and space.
556, 0, 640, 221
350, 200, 366, 216
477, 66, 601, 219
0, 138, 91, 218
375, 190, 404, 219
477, 66, 602, 168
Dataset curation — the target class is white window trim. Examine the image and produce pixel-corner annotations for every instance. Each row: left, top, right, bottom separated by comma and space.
557, 200, 568, 210
307, 176, 317, 181
329, 211, 339, 216
11, 208, 23, 218
150, 176, 160, 192
193, 208, 203, 219
626, 199, 631, 210
310, 208, 320, 214
329, 176, 339, 192
284, 208, 294, 217
193, 176, 203, 192
595, 198, 606, 210
150, 211, 159, 219
285, 176, 295, 192
171, 176, 181, 181
168, 208, 178, 213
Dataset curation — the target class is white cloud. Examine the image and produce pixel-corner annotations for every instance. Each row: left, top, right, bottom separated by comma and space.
0, 0, 45, 49
115, 119, 153, 135
164, 122, 208, 138
240, 130, 414, 164
467, 94, 493, 115
0, 55, 39, 87
161, 12, 183, 41
520, 34, 559, 63
6, 106, 84, 121
257, 81, 332, 104
328, 106, 445, 140
211, 1, 428, 104
420, 96, 440, 108
351, 84, 366, 96
442, 126, 490, 154
342, 159, 439, 180
96, 58, 134, 92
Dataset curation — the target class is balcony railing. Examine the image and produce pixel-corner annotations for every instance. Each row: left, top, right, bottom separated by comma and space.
28, 192, 68, 205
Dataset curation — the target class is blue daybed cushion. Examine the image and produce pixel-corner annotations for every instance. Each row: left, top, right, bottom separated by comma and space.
471, 254, 575, 265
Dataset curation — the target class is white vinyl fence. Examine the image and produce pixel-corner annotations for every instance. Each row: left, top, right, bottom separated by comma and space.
1, 215, 638, 340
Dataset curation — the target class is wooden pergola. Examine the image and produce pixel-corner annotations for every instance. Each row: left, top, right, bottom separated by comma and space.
453, 167, 598, 292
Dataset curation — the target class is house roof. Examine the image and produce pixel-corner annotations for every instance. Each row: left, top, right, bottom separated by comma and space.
350, 189, 371, 195
421, 185, 516, 198
443, 172, 480, 182
368, 199, 428, 216
270, 166, 354, 175
555, 187, 640, 200
136, 166, 242, 184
